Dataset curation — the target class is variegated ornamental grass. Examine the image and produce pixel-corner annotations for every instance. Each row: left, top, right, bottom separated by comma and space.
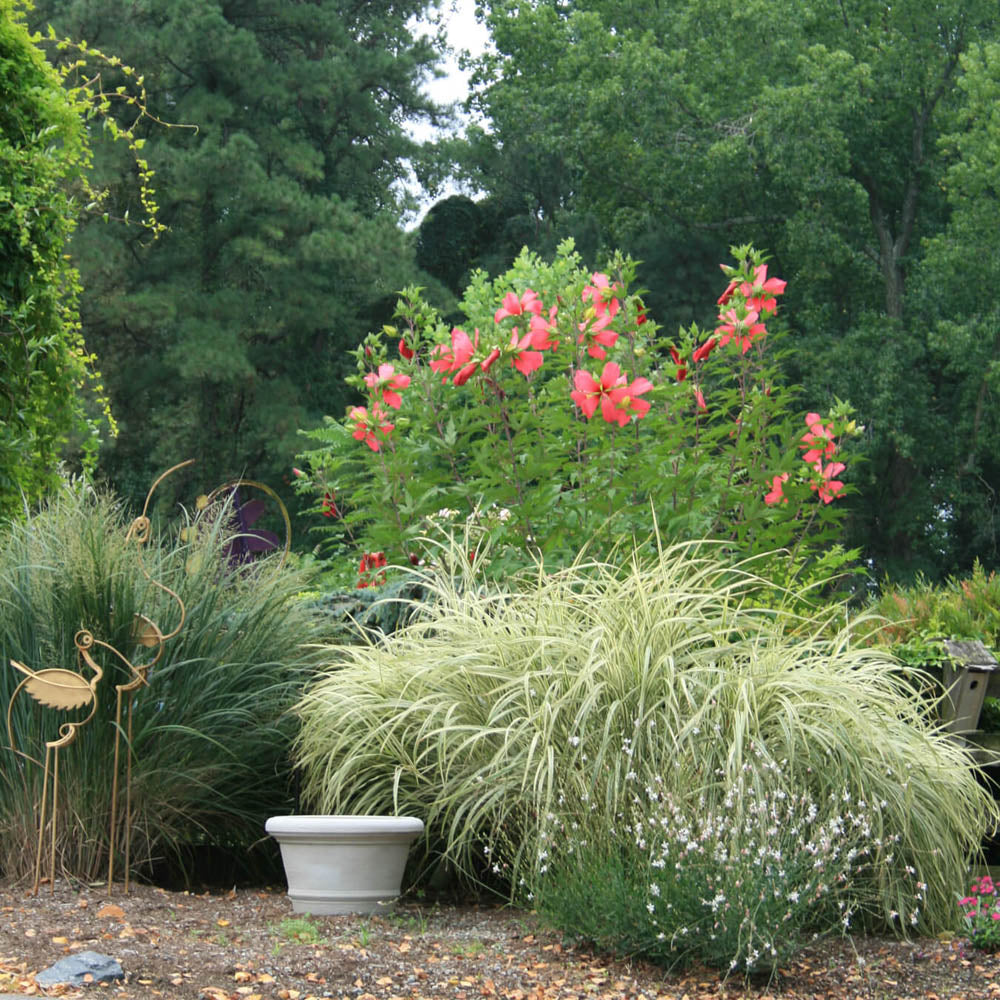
296, 538, 998, 934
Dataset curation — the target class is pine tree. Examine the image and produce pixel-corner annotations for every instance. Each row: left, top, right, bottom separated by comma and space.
33, 0, 443, 508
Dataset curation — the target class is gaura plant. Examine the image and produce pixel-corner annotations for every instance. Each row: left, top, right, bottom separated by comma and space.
296, 242, 861, 582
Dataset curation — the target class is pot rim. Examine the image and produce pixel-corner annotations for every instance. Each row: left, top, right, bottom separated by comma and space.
265, 814, 424, 837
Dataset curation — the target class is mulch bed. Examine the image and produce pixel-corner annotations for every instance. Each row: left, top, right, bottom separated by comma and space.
0, 881, 999, 999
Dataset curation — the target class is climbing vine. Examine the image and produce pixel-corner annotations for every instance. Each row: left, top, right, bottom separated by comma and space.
0, 1, 170, 520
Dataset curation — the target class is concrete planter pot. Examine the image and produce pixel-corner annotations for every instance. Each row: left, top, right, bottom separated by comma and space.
265, 815, 423, 915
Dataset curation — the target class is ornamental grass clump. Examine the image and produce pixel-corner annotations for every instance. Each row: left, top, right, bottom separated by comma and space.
295, 538, 997, 936
0, 481, 322, 884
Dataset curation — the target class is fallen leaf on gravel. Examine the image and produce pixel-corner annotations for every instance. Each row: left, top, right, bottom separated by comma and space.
97, 904, 124, 920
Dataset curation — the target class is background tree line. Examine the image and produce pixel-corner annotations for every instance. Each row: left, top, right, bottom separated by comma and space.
6, 0, 1000, 582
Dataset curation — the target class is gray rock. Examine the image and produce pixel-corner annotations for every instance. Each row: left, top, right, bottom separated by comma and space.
34, 951, 124, 987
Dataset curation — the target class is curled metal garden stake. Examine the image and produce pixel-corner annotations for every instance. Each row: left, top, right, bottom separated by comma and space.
108, 459, 194, 894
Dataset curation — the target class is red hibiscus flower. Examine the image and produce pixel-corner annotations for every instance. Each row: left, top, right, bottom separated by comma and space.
669, 346, 688, 382
430, 327, 478, 380
494, 289, 543, 324
510, 325, 544, 376
692, 337, 717, 363
739, 264, 787, 316
811, 461, 846, 504
571, 362, 651, 426
528, 306, 559, 350
357, 551, 387, 588
582, 273, 621, 320
717, 279, 738, 306
349, 404, 395, 452
800, 412, 837, 467
764, 473, 789, 507
716, 307, 767, 354
321, 491, 339, 518
364, 363, 411, 409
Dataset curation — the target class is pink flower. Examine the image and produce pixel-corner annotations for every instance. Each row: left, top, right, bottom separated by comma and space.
509, 327, 544, 376
694, 387, 707, 412
364, 363, 411, 409
528, 306, 559, 350
398, 338, 414, 360
800, 412, 836, 467
716, 307, 767, 354
430, 327, 478, 380
577, 316, 620, 360
494, 289, 543, 323
764, 472, 790, 506
810, 461, 846, 504
582, 273, 621, 321
740, 263, 786, 315
570, 362, 650, 426
349, 405, 395, 452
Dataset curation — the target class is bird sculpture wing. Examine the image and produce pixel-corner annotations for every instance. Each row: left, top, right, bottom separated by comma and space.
10, 662, 94, 711
132, 614, 163, 649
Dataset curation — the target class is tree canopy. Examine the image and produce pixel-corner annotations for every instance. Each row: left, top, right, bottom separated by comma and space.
455, 0, 1000, 580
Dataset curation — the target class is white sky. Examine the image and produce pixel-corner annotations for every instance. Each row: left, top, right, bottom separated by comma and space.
416, 0, 492, 135
402, 0, 492, 222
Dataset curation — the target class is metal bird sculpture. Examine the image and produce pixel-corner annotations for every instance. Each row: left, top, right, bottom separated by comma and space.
8, 630, 104, 894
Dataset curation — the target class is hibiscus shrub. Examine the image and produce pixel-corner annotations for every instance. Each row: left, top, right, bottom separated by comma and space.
295, 241, 860, 582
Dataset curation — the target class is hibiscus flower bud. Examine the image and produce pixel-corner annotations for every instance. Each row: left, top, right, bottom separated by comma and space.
453, 361, 479, 386
481, 348, 501, 373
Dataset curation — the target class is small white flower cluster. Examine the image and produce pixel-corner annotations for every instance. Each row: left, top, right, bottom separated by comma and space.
633, 763, 919, 974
